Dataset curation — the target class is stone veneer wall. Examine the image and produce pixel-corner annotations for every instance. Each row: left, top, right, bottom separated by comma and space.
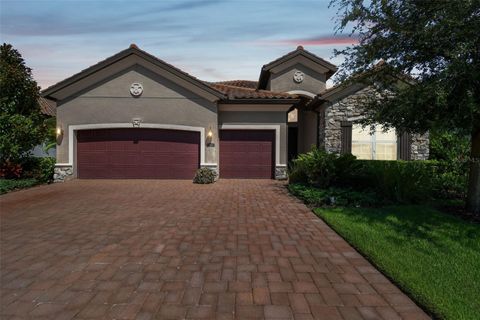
322, 88, 367, 154
411, 133, 429, 160
275, 166, 288, 180
54, 165, 74, 182
54, 164, 288, 181
321, 88, 429, 160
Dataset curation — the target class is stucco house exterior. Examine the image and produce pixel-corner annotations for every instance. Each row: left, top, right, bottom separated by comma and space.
42, 44, 428, 181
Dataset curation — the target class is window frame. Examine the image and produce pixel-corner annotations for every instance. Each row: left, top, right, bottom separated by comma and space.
351, 124, 397, 160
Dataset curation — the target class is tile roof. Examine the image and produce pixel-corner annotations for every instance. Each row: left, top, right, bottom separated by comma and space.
210, 83, 298, 100
38, 97, 56, 116
211, 80, 258, 89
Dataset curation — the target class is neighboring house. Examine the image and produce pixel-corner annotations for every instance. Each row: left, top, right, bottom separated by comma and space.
42, 44, 428, 181
31, 97, 56, 158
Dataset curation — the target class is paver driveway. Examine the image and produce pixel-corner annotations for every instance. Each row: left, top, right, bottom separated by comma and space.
0, 180, 429, 320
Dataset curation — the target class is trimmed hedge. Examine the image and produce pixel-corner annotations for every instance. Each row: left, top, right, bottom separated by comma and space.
288, 148, 467, 204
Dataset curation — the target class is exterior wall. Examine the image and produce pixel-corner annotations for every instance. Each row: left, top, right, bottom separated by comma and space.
218, 110, 288, 179
322, 89, 367, 154
320, 88, 429, 160
297, 109, 318, 154
268, 63, 326, 95
56, 65, 218, 178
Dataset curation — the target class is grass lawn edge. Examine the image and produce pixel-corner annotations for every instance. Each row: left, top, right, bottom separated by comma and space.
0, 179, 44, 195
311, 206, 437, 319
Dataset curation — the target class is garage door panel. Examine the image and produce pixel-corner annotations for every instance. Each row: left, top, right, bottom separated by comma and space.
219, 130, 275, 179
78, 152, 109, 165
77, 128, 199, 179
109, 152, 137, 165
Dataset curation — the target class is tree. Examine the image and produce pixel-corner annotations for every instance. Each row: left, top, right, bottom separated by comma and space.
0, 43, 46, 169
330, 0, 480, 214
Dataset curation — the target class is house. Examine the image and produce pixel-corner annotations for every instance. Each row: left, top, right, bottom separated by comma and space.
42, 44, 428, 181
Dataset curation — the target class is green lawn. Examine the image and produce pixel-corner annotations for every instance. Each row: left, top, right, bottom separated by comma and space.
0, 178, 39, 194
314, 205, 480, 319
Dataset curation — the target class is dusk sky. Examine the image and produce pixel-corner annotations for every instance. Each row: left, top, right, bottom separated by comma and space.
0, 0, 357, 89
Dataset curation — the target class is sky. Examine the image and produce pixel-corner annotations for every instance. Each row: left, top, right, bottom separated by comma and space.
0, 0, 357, 90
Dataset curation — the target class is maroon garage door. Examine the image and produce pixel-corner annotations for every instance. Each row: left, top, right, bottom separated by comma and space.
219, 130, 275, 179
77, 128, 200, 179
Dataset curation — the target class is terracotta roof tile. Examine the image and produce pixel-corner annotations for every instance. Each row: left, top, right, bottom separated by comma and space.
211, 83, 298, 100
38, 97, 56, 116
211, 80, 258, 89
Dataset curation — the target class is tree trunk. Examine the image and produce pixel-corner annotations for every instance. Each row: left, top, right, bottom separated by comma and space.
466, 128, 480, 215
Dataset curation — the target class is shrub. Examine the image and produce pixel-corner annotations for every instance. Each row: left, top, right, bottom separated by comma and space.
288, 150, 467, 204
21, 157, 56, 183
359, 160, 435, 203
288, 183, 380, 207
431, 160, 468, 199
333, 153, 361, 186
288, 148, 337, 187
0, 161, 23, 179
193, 167, 217, 184
35, 157, 56, 183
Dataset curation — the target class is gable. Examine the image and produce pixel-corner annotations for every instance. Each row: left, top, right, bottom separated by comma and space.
42, 45, 225, 103
268, 63, 327, 95
258, 46, 337, 90
80, 65, 210, 101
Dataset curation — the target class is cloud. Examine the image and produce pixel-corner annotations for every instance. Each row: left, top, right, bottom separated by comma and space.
256, 34, 359, 47
0, 0, 216, 37
0, 12, 188, 37
163, 0, 222, 12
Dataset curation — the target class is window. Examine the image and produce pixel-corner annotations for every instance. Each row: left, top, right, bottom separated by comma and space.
351, 124, 397, 160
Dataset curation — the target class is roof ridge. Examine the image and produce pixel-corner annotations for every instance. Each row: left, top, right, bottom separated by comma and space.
212, 83, 295, 95
210, 80, 259, 89
210, 83, 299, 100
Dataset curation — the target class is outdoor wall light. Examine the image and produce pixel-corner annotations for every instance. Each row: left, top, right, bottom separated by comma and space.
206, 127, 214, 147
56, 126, 64, 145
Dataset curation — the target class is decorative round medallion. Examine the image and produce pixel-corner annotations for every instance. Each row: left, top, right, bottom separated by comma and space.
130, 83, 143, 97
293, 71, 305, 83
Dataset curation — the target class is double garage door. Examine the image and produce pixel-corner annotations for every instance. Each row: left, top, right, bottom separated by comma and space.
76, 128, 274, 179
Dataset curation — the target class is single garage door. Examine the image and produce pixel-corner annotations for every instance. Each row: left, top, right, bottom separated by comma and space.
219, 129, 275, 179
77, 128, 200, 179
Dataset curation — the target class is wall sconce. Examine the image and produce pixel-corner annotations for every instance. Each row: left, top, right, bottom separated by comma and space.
56, 126, 63, 137
206, 127, 214, 147
56, 126, 63, 144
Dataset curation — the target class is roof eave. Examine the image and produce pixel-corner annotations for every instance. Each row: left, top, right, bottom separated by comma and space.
220, 98, 301, 104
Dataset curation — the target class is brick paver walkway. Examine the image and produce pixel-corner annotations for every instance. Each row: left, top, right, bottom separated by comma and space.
0, 180, 429, 319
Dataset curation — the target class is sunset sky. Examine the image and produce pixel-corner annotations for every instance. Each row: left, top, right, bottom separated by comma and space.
0, 0, 357, 89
